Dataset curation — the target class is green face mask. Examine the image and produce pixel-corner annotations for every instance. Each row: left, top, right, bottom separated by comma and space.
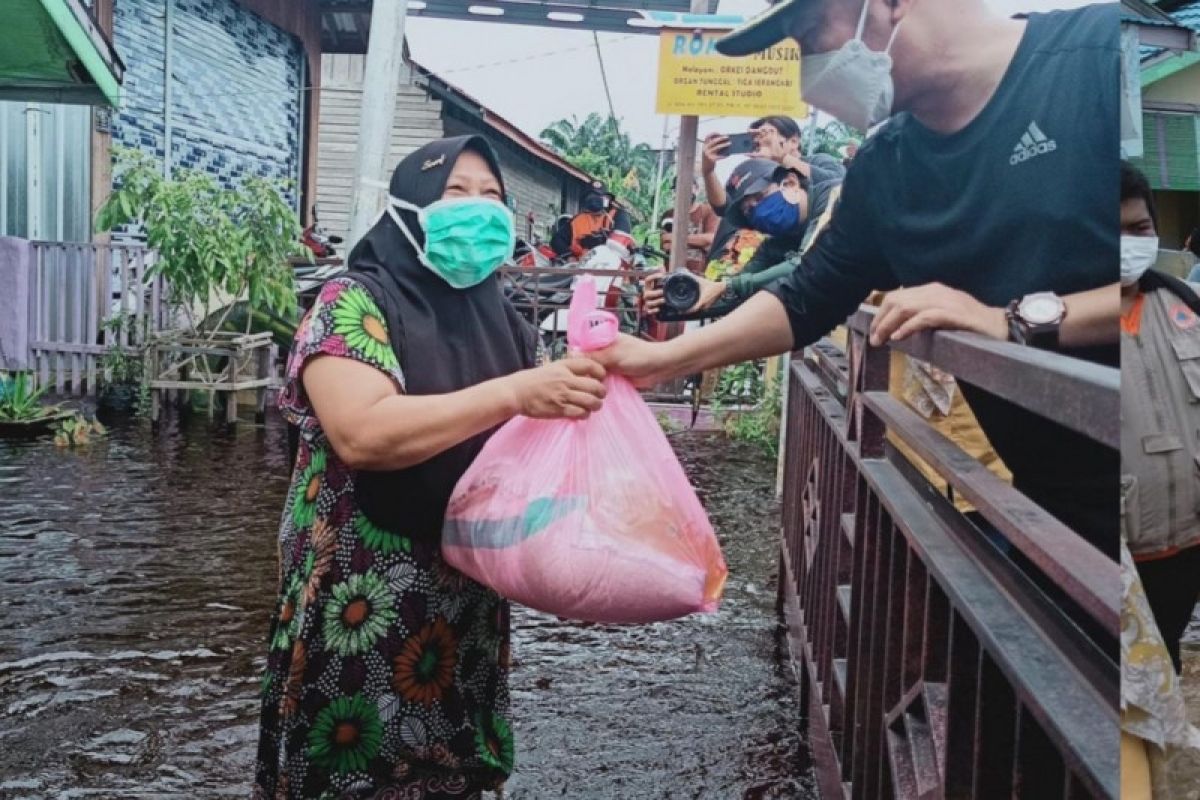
388, 196, 516, 289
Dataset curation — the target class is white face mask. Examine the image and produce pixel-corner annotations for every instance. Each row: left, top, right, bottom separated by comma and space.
800, 0, 905, 132
1120, 234, 1159, 287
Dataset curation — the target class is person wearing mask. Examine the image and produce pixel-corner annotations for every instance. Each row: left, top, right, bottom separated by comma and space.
648, 159, 841, 314
551, 179, 632, 260
701, 116, 846, 266
1117, 160, 1200, 800
597, 0, 1121, 558
254, 136, 607, 799
660, 178, 721, 275
1119, 162, 1200, 673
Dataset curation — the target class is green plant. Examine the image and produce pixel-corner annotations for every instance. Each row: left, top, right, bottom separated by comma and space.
95, 148, 306, 339
656, 411, 683, 434
801, 120, 862, 159
712, 361, 766, 410
99, 313, 144, 384
708, 363, 782, 457
0, 373, 56, 422
54, 413, 106, 447
723, 373, 783, 457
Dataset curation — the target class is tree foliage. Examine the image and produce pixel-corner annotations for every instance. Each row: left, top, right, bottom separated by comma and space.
95, 147, 304, 336
540, 114, 665, 229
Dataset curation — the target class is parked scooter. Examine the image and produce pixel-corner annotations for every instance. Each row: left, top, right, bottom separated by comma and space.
300, 204, 343, 259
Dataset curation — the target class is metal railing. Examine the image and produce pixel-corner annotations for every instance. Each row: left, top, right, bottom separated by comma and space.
781, 309, 1119, 799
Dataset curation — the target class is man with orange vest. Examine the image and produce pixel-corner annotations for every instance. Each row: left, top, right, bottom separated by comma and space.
551, 180, 632, 260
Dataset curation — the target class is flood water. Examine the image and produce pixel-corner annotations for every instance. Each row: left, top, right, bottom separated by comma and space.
0, 414, 815, 799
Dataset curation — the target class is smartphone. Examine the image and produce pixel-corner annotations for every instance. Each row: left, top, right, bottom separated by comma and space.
722, 132, 757, 156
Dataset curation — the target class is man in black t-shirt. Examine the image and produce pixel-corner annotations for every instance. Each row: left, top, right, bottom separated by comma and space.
601, 0, 1121, 557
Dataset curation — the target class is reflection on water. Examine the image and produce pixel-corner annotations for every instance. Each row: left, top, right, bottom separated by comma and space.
0, 415, 813, 798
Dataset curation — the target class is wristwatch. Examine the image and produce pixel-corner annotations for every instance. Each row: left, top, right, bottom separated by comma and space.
1005, 292, 1067, 349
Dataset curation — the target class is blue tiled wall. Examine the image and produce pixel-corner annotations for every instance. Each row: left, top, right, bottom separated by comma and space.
112, 0, 303, 206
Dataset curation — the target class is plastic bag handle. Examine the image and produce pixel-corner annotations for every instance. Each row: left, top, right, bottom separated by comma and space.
567, 274, 619, 352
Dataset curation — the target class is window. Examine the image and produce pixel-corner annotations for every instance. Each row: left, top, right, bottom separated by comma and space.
0, 101, 92, 242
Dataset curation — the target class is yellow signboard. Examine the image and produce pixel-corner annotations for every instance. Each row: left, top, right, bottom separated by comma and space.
656, 29, 806, 118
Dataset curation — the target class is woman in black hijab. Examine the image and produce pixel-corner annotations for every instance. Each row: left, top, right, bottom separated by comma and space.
254, 136, 606, 799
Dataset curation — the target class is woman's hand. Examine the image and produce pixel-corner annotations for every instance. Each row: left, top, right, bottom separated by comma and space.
590, 334, 676, 389
507, 358, 607, 419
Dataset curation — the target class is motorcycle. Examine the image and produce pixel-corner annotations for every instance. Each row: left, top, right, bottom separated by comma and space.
502, 230, 665, 357
301, 203, 343, 259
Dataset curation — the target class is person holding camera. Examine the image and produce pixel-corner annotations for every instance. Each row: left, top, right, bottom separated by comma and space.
647, 159, 841, 317
660, 179, 720, 275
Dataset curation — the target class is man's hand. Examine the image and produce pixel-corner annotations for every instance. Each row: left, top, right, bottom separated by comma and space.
755, 134, 789, 163
870, 283, 1007, 347
642, 271, 666, 316
640, 272, 725, 317
778, 153, 812, 179
702, 134, 731, 175
589, 334, 674, 389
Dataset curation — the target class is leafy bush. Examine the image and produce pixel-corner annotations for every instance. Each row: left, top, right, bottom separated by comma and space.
95, 148, 305, 337
710, 362, 783, 457
0, 373, 55, 422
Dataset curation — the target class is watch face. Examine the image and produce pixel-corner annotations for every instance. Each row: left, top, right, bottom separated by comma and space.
1019, 295, 1063, 325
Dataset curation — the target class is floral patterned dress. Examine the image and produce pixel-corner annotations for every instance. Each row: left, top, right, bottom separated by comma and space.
255, 278, 514, 800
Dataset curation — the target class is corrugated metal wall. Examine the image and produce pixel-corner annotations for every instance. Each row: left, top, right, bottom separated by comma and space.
112, 0, 304, 205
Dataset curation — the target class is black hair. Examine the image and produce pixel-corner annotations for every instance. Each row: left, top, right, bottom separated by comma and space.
751, 116, 801, 141
1187, 226, 1200, 258
1120, 160, 1158, 230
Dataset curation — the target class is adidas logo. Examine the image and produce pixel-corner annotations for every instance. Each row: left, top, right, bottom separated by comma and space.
1010, 121, 1057, 165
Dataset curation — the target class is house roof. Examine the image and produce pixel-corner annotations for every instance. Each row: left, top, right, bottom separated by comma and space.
0, 0, 125, 106
409, 58, 597, 188
317, 0, 720, 53
1124, 0, 1199, 65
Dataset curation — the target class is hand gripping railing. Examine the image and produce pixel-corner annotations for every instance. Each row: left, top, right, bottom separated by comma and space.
780, 307, 1119, 800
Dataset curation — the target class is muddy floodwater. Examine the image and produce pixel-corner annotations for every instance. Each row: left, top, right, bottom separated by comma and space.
0, 414, 815, 799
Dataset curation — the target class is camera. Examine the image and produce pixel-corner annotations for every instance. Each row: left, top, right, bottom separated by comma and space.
661, 271, 701, 315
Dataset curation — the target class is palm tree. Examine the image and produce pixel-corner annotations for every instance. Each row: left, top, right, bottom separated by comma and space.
540, 114, 658, 224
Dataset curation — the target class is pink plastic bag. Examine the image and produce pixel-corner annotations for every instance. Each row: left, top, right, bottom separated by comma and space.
442, 275, 727, 623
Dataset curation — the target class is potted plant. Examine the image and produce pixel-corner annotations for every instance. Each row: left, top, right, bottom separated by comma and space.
95, 148, 307, 422
0, 372, 70, 438
97, 312, 146, 415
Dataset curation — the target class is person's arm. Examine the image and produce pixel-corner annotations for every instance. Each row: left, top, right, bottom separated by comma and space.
869, 282, 1120, 348
701, 134, 730, 213
598, 173, 889, 386
550, 217, 573, 258
728, 260, 797, 299
304, 356, 606, 470
686, 231, 715, 250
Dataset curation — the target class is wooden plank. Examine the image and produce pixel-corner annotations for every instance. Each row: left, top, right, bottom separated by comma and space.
118, 248, 129, 348
134, 247, 146, 326
29, 342, 114, 356
55, 246, 65, 395
72, 245, 84, 395
86, 245, 99, 396
149, 378, 273, 391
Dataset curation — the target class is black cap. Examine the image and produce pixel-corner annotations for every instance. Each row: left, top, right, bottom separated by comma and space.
725, 158, 779, 227
716, 0, 806, 57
